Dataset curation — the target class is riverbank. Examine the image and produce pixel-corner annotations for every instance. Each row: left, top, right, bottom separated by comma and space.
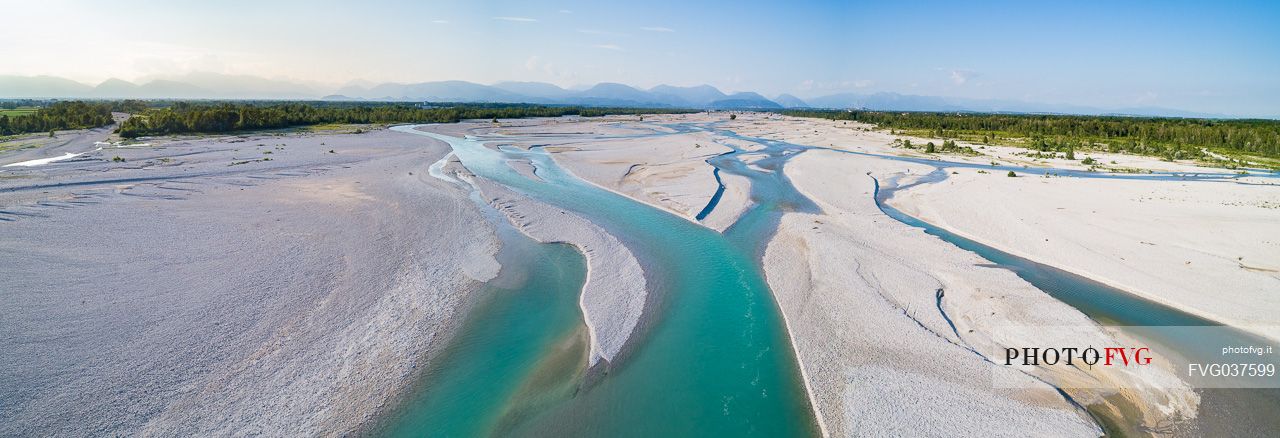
405, 123, 653, 367
0, 127, 501, 435
400, 119, 818, 436
762, 148, 1198, 435
468, 170, 648, 366
543, 113, 1210, 434
887, 169, 1280, 342
8, 113, 1263, 435
479, 113, 756, 231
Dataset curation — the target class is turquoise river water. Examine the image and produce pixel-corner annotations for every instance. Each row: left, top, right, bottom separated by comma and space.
385, 124, 818, 436
385, 120, 1279, 437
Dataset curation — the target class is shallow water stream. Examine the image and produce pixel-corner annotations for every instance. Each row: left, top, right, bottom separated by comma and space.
387, 125, 818, 436
710, 124, 1280, 436
386, 120, 1278, 437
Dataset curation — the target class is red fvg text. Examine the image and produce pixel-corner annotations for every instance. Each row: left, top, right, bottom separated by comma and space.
1004, 347, 1152, 366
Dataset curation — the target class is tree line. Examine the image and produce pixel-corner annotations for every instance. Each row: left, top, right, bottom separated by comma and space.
1, 100, 691, 138
116, 102, 689, 138
781, 110, 1280, 159
0, 101, 115, 136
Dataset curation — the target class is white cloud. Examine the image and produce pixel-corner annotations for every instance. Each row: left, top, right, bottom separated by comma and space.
431, 20, 449, 24
640, 26, 675, 32
493, 16, 537, 22
592, 44, 623, 51
949, 69, 976, 85
559, 9, 572, 14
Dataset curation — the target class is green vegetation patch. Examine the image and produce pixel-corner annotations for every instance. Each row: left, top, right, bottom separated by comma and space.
0, 108, 38, 117
0, 102, 116, 136
117, 102, 694, 138
785, 109, 1280, 169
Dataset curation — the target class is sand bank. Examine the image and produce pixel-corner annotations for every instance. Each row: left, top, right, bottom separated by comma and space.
450, 156, 649, 367
724, 113, 1232, 175
0, 128, 501, 435
467, 114, 755, 232
542, 132, 727, 219
889, 169, 1280, 341
765, 149, 1198, 436
698, 170, 753, 231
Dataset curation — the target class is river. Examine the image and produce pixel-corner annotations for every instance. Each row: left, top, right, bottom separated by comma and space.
385, 124, 818, 436
385, 119, 1278, 437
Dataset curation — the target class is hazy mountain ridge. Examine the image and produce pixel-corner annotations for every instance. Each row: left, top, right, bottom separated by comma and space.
804, 92, 1231, 118
0, 73, 1237, 118
773, 94, 809, 108
710, 92, 783, 110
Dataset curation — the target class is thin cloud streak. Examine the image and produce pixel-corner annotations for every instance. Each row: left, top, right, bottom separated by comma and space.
640, 26, 675, 32
493, 16, 537, 22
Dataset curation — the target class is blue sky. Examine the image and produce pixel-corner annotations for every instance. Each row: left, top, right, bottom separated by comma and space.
3, 0, 1278, 116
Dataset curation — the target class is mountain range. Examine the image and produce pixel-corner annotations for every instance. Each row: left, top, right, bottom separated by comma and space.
0, 73, 1232, 118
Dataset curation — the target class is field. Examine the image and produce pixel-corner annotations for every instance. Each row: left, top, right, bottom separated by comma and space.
0, 107, 38, 117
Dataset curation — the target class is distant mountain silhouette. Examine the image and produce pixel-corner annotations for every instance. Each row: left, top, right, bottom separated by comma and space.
135, 72, 318, 98
0, 73, 1239, 118
492, 81, 573, 100
649, 84, 728, 107
92, 78, 140, 97
361, 80, 530, 103
710, 92, 783, 110
0, 75, 94, 98
773, 93, 809, 108
800, 92, 1232, 118
573, 82, 671, 106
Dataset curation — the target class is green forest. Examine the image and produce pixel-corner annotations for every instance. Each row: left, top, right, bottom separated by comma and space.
115, 102, 687, 138
782, 110, 1280, 162
0, 101, 116, 136
0, 100, 689, 138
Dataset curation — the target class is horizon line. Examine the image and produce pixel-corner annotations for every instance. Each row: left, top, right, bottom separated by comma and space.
1, 73, 1274, 119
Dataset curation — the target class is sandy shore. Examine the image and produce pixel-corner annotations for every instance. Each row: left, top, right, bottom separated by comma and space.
724, 113, 1228, 175
761, 149, 1198, 435
6, 113, 1258, 435
536, 113, 1211, 434
0, 126, 501, 435
888, 170, 1280, 342
473, 113, 756, 231
721, 113, 1280, 343
405, 120, 660, 368
547, 132, 727, 219
462, 164, 648, 367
